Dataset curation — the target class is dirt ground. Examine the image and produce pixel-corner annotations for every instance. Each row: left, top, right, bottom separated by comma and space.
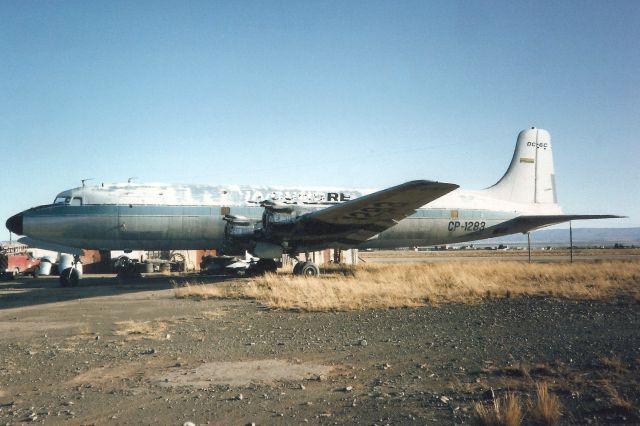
0, 272, 638, 425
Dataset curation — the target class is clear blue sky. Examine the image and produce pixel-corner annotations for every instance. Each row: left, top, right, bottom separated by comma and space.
1, 0, 638, 236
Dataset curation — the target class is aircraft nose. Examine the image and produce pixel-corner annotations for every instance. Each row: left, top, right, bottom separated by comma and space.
6, 213, 23, 235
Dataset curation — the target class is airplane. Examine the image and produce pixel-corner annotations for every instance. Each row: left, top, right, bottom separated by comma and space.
6, 127, 622, 286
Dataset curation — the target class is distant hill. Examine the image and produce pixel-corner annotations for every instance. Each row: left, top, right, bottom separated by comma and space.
467, 227, 640, 247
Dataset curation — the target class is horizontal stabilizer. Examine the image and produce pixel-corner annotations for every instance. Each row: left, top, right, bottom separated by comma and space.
490, 214, 626, 236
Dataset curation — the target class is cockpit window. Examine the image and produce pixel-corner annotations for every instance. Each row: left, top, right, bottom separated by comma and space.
54, 196, 70, 204
70, 197, 82, 206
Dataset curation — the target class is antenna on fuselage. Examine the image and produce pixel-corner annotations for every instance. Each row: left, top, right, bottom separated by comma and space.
127, 177, 138, 184
81, 178, 94, 187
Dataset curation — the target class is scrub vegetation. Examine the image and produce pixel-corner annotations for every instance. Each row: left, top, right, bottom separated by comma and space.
473, 392, 523, 426
473, 383, 561, 426
470, 356, 640, 425
174, 260, 640, 311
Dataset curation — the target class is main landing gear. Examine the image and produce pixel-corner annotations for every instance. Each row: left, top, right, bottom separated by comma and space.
59, 267, 80, 287
114, 256, 142, 281
292, 260, 320, 276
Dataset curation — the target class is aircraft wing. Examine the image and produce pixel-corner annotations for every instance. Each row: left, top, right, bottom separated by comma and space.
294, 180, 459, 246
488, 214, 626, 236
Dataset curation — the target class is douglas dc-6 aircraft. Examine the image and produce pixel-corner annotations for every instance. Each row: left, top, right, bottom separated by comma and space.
6, 128, 622, 285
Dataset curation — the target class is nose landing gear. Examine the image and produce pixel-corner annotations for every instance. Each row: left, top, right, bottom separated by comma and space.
59, 267, 80, 287
60, 255, 82, 287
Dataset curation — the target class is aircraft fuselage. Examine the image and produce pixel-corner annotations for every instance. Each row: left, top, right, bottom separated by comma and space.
11, 183, 560, 253
7, 128, 619, 261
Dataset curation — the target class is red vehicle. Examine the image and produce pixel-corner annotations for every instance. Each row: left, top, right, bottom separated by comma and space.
1, 252, 41, 279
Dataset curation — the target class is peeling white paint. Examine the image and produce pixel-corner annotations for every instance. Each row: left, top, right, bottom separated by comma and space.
55, 183, 372, 207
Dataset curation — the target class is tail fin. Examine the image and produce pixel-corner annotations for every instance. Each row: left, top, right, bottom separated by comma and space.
483, 127, 558, 205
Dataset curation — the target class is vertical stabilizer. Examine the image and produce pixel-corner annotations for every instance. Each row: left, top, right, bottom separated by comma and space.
484, 128, 557, 205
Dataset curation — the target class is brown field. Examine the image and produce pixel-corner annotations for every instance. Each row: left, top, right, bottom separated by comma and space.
2, 264, 638, 424
174, 260, 640, 311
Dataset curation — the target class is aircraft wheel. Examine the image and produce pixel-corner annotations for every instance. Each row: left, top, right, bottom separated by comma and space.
60, 268, 80, 287
300, 262, 320, 276
293, 261, 304, 275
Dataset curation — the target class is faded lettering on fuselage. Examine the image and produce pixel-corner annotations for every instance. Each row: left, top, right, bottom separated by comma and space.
244, 190, 354, 205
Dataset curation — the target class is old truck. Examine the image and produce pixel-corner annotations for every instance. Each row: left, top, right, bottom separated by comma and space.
1, 249, 41, 280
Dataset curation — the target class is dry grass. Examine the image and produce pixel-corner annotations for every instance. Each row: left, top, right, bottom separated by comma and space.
474, 384, 562, 426
174, 282, 231, 300
201, 310, 226, 319
474, 393, 523, 426
527, 383, 562, 425
602, 381, 637, 415
599, 356, 627, 375
114, 320, 168, 340
503, 362, 531, 379
474, 358, 640, 424
175, 260, 640, 311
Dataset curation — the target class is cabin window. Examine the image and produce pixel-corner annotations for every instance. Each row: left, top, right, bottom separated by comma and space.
220, 207, 230, 216
54, 197, 70, 204
70, 197, 83, 206
450, 210, 459, 219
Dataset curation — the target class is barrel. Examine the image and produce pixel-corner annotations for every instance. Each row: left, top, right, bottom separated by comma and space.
39, 256, 53, 276
136, 262, 154, 274
58, 254, 74, 272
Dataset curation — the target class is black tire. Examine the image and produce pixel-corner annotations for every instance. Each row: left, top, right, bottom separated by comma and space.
300, 262, 319, 276
59, 268, 80, 287
293, 261, 304, 275
32, 269, 39, 279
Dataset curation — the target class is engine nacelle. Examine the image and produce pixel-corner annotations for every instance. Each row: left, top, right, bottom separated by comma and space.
261, 204, 303, 238
222, 215, 257, 255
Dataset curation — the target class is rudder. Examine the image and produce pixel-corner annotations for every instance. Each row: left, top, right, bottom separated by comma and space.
484, 128, 557, 205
